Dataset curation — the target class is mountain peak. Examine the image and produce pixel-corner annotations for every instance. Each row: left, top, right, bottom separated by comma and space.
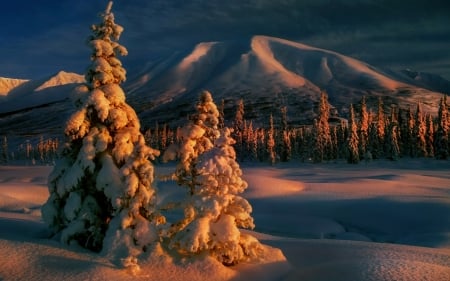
0, 77, 29, 96
34, 71, 85, 92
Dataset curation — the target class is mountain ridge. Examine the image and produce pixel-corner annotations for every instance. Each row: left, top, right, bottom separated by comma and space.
0, 36, 448, 135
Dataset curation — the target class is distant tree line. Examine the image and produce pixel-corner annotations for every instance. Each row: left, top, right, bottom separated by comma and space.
0, 136, 59, 165
142, 92, 450, 164
1, 93, 449, 165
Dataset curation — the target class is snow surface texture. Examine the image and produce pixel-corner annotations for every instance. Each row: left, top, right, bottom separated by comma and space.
1, 159, 449, 280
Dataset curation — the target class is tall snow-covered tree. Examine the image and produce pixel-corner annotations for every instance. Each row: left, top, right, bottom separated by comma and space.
41, 2, 162, 270
347, 104, 359, 164
435, 95, 449, 159
313, 92, 332, 163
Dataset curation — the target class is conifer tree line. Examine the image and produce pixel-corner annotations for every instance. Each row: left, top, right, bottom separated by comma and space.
0, 136, 59, 164
2, 94, 449, 165
142, 92, 450, 164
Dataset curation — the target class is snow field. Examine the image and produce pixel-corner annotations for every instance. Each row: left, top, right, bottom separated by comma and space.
0, 160, 449, 280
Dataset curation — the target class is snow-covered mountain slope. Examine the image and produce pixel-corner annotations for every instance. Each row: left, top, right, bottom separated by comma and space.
0, 36, 448, 135
0, 71, 84, 114
126, 36, 445, 126
0, 77, 29, 96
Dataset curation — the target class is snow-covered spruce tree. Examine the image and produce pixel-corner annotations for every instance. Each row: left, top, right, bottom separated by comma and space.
267, 114, 277, 165
280, 106, 291, 162
233, 99, 245, 160
373, 97, 385, 159
163, 91, 263, 265
347, 104, 359, 164
426, 113, 435, 158
435, 95, 449, 159
313, 92, 332, 163
358, 96, 369, 159
42, 2, 162, 269
404, 107, 415, 157
414, 102, 427, 157
386, 106, 400, 161
163, 90, 220, 196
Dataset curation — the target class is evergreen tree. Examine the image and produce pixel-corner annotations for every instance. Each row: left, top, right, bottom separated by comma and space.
164, 91, 220, 195
233, 99, 245, 160
404, 107, 415, 157
41, 2, 162, 270
374, 97, 385, 159
169, 127, 263, 265
358, 96, 369, 159
426, 113, 435, 158
164, 93, 263, 265
280, 106, 291, 162
267, 114, 276, 165
414, 102, 427, 157
386, 106, 400, 160
1, 136, 8, 163
218, 99, 225, 129
313, 92, 332, 163
347, 104, 359, 163
435, 95, 449, 159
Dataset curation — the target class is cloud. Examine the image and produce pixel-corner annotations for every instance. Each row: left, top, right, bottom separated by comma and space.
0, 0, 449, 79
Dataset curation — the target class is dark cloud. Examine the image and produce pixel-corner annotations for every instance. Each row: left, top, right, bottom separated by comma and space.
0, 0, 449, 79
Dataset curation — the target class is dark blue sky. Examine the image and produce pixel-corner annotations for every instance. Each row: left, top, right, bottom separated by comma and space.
1, 0, 449, 79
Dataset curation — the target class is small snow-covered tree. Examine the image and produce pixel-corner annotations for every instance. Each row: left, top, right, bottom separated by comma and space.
42, 2, 162, 270
164, 91, 220, 195
347, 104, 359, 164
168, 127, 263, 265
163, 92, 263, 265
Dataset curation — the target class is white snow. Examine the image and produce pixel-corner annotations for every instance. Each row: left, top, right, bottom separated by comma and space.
1, 159, 450, 280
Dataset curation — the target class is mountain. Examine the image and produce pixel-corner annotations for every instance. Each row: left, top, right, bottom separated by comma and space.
0, 77, 29, 97
0, 36, 447, 136
0, 71, 84, 113
126, 36, 445, 126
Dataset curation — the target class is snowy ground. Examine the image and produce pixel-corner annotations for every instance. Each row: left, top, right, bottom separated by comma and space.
1, 159, 449, 280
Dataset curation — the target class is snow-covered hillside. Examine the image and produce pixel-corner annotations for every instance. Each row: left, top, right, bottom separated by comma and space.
0, 36, 448, 135
1, 160, 449, 280
127, 36, 445, 126
0, 77, 29, 96
0, 71, 84, 114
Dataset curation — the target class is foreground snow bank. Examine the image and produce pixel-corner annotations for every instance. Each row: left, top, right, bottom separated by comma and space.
0, 161, 449, 280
